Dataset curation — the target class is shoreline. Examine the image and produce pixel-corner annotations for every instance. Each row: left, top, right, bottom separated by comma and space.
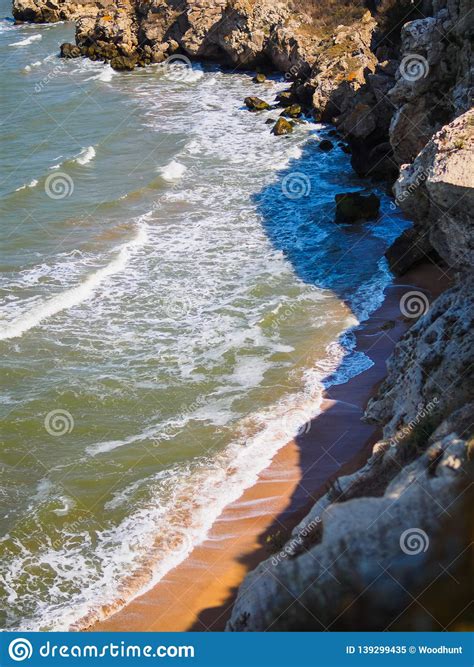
88, 260, 451, 632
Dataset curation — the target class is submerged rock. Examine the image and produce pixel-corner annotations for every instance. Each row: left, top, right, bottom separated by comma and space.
335, 191, 380, 223
272, 117, 293, 136
318, 139, 334, 152
244, 96, 270, 111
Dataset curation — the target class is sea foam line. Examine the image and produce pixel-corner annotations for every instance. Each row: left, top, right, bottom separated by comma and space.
10, 34, 42, 47
0, 225, 148, 341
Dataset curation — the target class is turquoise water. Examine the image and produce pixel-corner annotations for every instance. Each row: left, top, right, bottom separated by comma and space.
0, 3, 410, 630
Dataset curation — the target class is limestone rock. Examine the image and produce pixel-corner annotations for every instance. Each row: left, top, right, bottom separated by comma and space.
60, 42, 82, 58
227, 408, 471, 630
393, 109, 474, 272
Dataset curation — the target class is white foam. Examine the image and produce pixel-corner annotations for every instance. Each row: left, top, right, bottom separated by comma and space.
10, 34, 42, 47
15, 179, 38, 191
159, 160, 186, 182
0, 225, 148, 341
75, 146, 96, 165
23, 61, 41, 72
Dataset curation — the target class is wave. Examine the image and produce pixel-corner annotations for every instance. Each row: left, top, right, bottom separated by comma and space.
10, 33, 42, 46
74, 146, 96, 165
159, 160, 187, 182
15, 178, 38, 191
23, 60, 42, 72
0, 224, 148, 341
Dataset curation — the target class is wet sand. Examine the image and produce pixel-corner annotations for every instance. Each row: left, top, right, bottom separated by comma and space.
90, 261, 451, 632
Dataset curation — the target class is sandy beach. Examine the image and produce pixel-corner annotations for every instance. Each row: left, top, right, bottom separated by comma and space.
89, 260, 451, 632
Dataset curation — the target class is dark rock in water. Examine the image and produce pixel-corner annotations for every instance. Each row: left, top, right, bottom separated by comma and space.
335, 191, 380, 223
280, 103, 302, 118
338, 142, 351, 154
265, 118, 275, 124
276, 91, 294, 107
318, 139, 334, 152
272, 117, 293, 136
60, 42, 81, 58
253, 73, 266, 84
110, 55, 138, 71
384, 227, 437, 276
328, 129, 338, 137
244, 96, 270, 111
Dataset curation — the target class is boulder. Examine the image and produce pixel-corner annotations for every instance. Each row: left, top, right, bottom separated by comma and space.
272, 117, 293, 136
253, 73, 266, 84
335, 191, 380, 223
60, 42, 81, 58
318, 139, 334, 152
244, 96, 270, 111
110, 55, 138, 71
276, 91, 295, 107
280, 103, 302, 118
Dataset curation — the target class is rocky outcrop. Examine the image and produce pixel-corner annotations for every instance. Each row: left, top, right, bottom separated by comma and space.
12, 0, 102, 22
389, 0, 473, 166
391, 109, 474, 273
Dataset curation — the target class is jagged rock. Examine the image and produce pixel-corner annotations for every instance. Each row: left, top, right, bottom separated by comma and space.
301, 11, 377, 121
393, 109, 474, 272
389, 1, 473, 165
271, 117, 293, 135
110, 54, 138, 71
335, 191, 380, 223
60, 42, 81, 58
13, 0, 100, 22
366, 279, 474, 437
318, 139, 334, 152
244, 96, 270, 111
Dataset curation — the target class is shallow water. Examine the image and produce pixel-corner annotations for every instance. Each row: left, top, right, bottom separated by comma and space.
0, 2, 410, 630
